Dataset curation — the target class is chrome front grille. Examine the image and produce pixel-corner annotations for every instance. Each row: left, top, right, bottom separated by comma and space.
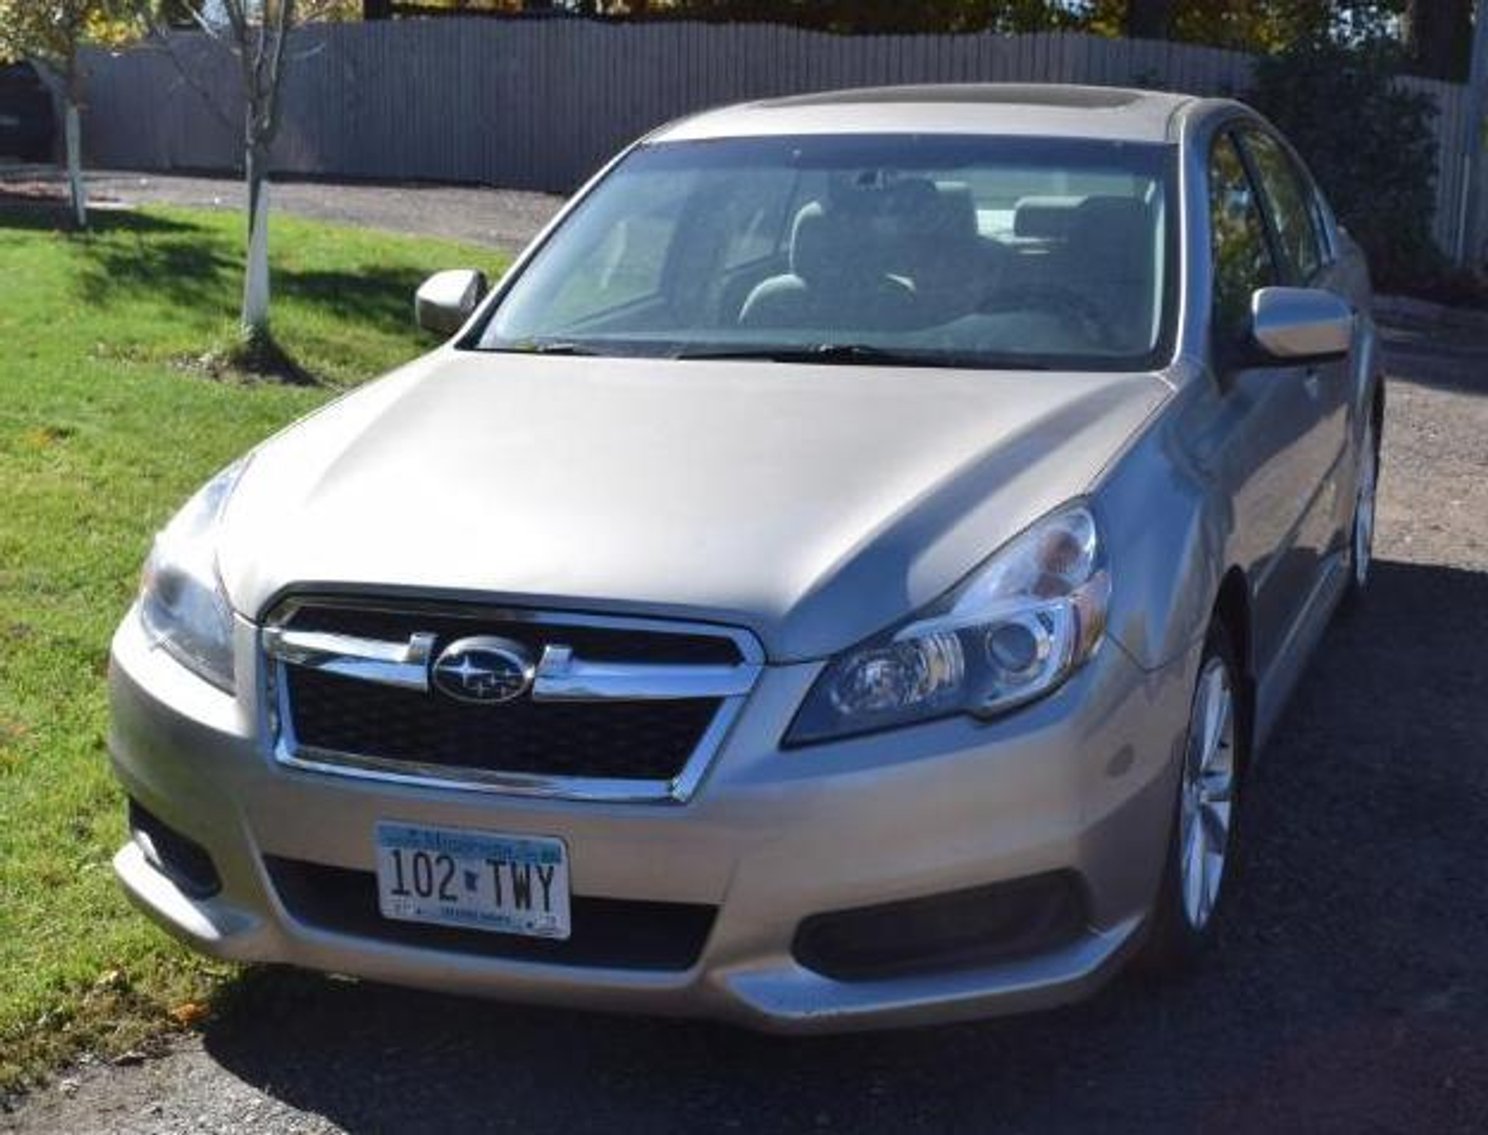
263, 598, 763, 803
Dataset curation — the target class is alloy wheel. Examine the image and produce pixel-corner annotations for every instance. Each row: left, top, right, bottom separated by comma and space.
1177, 655, 1237, 931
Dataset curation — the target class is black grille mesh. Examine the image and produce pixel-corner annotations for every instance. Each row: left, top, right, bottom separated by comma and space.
289, 668, 719, 780
279, 602, 735, 782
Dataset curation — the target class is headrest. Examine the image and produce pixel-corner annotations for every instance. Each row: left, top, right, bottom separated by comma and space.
789, 200, 881, 283
788, 201, 832, 280
929, 182, 979, 243
1013, 196, 1083, 240
1072, 195, 1149, 231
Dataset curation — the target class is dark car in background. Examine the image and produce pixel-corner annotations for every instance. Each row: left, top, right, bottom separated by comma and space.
0, 62, 55, 162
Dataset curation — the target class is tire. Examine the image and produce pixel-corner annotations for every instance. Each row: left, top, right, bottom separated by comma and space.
1342, 410, 1380, 612
1141, 620, 1247, 972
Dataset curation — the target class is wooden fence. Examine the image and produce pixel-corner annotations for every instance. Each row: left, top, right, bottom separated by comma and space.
80, 19, 1474, 253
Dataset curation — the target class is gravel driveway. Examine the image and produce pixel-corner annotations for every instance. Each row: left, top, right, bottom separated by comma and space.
0, 167, 564, 253
3, 191, 1486, 1132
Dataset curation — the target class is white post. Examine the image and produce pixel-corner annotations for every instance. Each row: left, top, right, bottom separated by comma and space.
64, 102, 86, 229
242, 175, 270, 334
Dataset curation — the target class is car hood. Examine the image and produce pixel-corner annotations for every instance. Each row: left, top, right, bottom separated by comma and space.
218, 352, 1168, 661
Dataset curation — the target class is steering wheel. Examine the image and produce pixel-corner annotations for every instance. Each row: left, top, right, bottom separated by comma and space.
976, 285, 1117, 349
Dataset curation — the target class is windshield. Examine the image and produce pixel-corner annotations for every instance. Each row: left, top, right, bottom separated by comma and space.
478, 134, 1176, 370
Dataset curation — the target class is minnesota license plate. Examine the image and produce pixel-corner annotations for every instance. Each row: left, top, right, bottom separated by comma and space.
375, 822, 571, 940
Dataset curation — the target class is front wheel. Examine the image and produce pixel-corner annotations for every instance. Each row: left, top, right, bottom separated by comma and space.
1142, 621, 1245, 971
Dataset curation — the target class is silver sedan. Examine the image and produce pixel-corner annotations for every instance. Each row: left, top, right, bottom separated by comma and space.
109, 84, 1380, 1031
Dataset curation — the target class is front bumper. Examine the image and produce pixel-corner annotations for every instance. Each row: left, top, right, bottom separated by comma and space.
109, 609, 1195, 1033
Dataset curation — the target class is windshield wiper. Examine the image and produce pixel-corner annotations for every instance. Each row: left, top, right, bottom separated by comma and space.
670, 343, 1048, 369
490, 340, 1052, 369
671, 343, 926, 365
493, 341, 601, 356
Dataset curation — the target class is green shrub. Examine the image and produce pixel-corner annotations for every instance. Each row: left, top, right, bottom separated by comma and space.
1250, 39, 1448, 297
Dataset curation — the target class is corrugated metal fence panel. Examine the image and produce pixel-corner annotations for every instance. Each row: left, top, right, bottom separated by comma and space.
1399, 74, 1471, 254
80, 21, 1471, 250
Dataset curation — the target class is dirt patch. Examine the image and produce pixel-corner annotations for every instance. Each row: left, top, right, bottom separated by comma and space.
170, 339, 317, 388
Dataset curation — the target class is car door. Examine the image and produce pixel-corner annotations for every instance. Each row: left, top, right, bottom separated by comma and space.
1206, 130, 1335, 679
1235, 126, 1357, 570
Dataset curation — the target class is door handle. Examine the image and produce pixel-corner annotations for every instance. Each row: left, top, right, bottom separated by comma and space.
1302, 368, 1322, 399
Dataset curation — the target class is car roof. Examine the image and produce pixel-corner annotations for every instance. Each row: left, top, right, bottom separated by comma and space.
651, 84, 1203, 146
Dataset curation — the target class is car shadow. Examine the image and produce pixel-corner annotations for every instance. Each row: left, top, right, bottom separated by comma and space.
197, 559, 1488, 1134
0, 200, 198, 234
275, 267, 433, 334
0, 208, 431, 357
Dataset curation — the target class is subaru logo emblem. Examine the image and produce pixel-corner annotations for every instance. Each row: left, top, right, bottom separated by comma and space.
430, 637, 535, 704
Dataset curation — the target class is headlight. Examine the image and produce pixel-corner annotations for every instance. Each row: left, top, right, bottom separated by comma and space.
785, 503, 1110, 746
137, 458, 248, 692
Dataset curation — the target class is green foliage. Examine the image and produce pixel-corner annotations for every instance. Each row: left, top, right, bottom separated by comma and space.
636, 0, 1088, 33
1250, 37, 1441, 292
0, 0, 138, 81
0, 205, 506, 1093
1159, 1, 1404, 54
524, 0, 1404, 45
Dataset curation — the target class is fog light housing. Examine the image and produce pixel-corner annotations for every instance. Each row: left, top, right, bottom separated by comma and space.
128, 799, 221, 898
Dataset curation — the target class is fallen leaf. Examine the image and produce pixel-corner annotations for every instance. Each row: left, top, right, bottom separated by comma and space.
169, 1001, 210, 1026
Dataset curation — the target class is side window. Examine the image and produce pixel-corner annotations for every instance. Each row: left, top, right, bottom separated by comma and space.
1240, 129, 1324, 282
1209, 134, 1277, 341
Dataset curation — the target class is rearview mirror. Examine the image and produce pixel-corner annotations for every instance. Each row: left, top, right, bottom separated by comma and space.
1250, 286, 1353, 362
415, 269, 489, 337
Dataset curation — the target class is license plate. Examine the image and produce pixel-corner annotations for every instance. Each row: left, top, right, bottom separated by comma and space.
375, 822, 571, 940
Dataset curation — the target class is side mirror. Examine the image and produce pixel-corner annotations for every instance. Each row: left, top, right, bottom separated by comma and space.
415, 269, 489, 337
1250, 286, 1353, 362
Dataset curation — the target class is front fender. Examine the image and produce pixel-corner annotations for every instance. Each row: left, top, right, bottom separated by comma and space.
1093, 379, 1227, 672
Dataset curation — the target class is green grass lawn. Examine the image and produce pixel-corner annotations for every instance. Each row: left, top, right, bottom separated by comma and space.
0, 204, 506, 1093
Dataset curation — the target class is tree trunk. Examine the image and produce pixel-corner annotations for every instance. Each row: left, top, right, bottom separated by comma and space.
242, 144, 271, 339
1127, 0, 1175, 40
33, 62, 87, 229
63, 99, 87, 231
